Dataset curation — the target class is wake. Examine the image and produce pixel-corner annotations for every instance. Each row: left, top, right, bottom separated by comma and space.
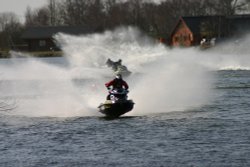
0, 26, 249, 117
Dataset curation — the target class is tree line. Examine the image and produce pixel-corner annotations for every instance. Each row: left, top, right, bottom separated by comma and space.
0, 0, 250, 52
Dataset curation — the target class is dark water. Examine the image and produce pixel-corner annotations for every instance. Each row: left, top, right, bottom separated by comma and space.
1, 63, 250, 166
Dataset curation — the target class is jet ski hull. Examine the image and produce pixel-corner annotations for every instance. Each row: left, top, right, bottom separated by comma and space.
98, 100, 134, 118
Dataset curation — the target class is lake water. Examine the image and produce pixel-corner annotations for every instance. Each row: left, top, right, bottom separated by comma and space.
0, 56, 250, 167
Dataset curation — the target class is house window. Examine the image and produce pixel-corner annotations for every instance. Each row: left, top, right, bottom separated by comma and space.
189, 34, 193, 41
184, 36, 187, 41
175, 36, 179, 42
39, 40, 46, 47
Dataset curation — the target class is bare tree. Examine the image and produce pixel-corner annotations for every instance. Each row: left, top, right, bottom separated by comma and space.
103, 0, 126, 28
206, 0, 248, 15
58, 0, 90, 25
0, 12, 23, 50
24, 7, 34, 26
48, 0, 56, 25
0, 12, 19, 31
84, 0, 105, 30
25, 6, 50, 26
20, 0, 250, 41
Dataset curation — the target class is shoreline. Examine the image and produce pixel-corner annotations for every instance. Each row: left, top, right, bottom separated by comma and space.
0, 51, 63, 58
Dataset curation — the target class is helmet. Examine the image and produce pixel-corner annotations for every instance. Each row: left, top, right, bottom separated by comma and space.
115, 74, 122, 79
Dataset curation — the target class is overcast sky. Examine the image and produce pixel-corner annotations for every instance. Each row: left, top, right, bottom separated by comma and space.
0, 0, 47, 22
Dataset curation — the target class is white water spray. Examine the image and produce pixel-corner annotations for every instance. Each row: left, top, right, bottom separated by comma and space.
1, 26, 250, 117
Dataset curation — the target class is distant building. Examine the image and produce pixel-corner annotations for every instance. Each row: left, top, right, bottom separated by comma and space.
170, 15, 250, 47
21, 26, 94, 52
227, 15, 250, 36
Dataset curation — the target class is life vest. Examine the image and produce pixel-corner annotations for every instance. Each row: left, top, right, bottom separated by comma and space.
113, 79, 123, 89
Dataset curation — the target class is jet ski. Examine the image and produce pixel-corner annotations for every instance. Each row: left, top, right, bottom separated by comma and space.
106, 58, 131, 77
114, 65, 131, 77
98, 88, 134, 118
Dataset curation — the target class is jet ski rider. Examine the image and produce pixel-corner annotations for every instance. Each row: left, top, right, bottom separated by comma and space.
105, 74, 129, 100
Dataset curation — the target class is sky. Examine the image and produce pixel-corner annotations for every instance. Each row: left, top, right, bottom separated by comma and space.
0, 0, 47, 22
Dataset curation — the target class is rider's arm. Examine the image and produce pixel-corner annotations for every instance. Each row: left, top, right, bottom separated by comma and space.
105, 80, 114, 88
122, 81, 129, 90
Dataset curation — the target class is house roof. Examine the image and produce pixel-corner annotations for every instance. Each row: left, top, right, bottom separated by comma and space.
170, 16, 221, 38
22, 26, 94, 39
227, 14, 250, 19
172, 15, 250, 36
181, 16, 225, 34
227, 15, 250, 30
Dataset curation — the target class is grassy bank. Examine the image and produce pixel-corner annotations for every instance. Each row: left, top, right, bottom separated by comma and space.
0, 51, 10, 58
0, 51, 63, 58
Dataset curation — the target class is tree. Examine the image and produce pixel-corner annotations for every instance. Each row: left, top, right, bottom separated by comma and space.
208, 0, 248, 15
84, 0, 105, 30
58, 0, 90, 25
0, 12, 23, 50
48, 0, 56, 25
0, 12, 19, 31
20, 0, 250, 43
24, 7, 50, 26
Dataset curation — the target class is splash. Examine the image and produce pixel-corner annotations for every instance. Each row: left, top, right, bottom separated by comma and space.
0, 26, 249, 117
198, 35, 250, 71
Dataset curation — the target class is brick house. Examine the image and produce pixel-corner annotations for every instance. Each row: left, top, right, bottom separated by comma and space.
170, 15, 250, 47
